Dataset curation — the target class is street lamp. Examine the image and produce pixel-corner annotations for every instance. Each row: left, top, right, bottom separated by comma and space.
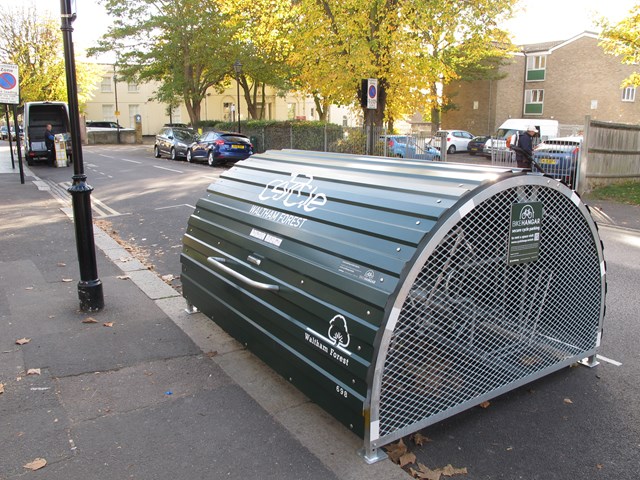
60, 0, 104, 312
233, 60, 242, 133
113, 65, 120, 144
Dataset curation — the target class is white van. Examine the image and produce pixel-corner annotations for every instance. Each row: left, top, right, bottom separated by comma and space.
23, 101, 72, 166
484, 118, 559, 158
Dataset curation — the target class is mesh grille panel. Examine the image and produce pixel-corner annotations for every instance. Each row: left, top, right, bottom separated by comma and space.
379, 185, 602, 437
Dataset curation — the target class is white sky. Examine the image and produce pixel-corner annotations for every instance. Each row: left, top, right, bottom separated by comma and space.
1, 0, 638, 56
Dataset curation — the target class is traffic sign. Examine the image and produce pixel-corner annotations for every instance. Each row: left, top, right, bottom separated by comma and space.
0, 64, 19, 105
367, 78, 378, 110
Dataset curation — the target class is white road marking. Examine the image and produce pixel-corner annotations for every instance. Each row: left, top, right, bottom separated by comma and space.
596, 354, 622, 366
98, 154, 115, 159
155, 204, 196, 211
153, 165, 183, 173
121, 158, 142, 164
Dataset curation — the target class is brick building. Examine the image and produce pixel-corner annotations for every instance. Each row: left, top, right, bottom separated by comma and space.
442, 32, 640, 136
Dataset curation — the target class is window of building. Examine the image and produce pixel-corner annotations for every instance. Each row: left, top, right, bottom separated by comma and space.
128, 105, 140, 127
100, 76, 112, 93
102, 104, 115, 122
622, 86, 636, 102
127, 82, 139, 93
287, 103, 296, 120
526, 55, 546, 81
171, 106, 181, 122
524, 89, 544, 115
342, 115, 348, 127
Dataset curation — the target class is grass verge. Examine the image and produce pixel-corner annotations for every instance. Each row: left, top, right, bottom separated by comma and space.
586, 181, 640, 206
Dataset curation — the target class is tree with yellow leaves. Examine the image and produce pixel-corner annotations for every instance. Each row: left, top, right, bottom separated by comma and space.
599, 4, 640, 88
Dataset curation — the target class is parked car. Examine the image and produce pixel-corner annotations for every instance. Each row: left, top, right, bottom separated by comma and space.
533, 136, 582, 186
23, 101, 72, 166
382, 135, 440, 160
186, 130, 254, 165
154, 126, 199, 160
467, 135, 489, 155
86, 121, 133, 132
433, 130, 474, 154
0, 126, 8, 140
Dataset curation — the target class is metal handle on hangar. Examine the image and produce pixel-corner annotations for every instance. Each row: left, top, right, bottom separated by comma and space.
181, 149, 606, 463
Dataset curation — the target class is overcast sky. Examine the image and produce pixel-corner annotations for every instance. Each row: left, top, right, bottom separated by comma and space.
1, 0, 637, 56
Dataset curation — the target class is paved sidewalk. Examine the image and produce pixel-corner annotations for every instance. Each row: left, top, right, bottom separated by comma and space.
0, 148, 404, 479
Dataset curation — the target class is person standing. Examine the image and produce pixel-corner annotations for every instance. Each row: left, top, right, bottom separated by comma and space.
44, 124, 55, 166
514, 125, 538, 169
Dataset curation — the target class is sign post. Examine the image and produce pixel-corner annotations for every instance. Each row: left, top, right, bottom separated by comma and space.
0, 63, 25, 184
366, 78, 378, 155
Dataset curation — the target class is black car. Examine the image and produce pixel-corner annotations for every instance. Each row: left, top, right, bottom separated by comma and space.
154, 127, 198, 160
467, 135, 489, 155
186, 130, 254, 166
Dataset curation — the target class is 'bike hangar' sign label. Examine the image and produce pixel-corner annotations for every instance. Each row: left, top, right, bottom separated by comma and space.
507, 202, 543, 265
0, 64, 19, 105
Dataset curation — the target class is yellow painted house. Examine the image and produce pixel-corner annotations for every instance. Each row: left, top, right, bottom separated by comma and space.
83, 64, 360, 136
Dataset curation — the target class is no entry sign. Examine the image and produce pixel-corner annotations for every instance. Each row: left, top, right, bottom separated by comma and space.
0, 64, 19, 104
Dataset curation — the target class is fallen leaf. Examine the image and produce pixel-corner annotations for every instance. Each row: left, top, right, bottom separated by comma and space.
23, 458, 47, 471
563, 398, 573, 404
412, 433, 432, 446
27, 368, 41, 375
0, 383, 4, 394
479, 401, 491, 409
82, 317, 98, 324
399, 452, 417, 468
57, 262, 66, 267
161, 274, 175, 282
414, 463, 442, 480
385, 438, 408, 464
16, 338, 31, 345
205, 350, 218, 358
61, 278, 73, 283
117, 275, 131, 280
596, 464, 604, 470
439, 464, 468, 476
103, 322, 114, 328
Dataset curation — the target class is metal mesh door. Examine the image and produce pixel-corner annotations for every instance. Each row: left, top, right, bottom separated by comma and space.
377, 183, 603, 441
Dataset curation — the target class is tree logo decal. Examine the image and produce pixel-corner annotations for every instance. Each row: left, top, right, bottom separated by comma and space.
327, 314, 350, 348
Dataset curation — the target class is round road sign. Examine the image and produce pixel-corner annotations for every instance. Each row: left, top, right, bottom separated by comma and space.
0, 72, 17, 90
368, 84, 377, 99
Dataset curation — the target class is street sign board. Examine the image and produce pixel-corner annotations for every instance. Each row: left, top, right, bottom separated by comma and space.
0, 64, 19, 105
367, 78, 378, 110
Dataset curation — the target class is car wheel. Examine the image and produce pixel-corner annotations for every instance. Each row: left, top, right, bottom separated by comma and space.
207, 150, 217, 166
154, 145, 161, 158
170, 148, 177, 161
186, 149, 193, 163
447, 145, 456, 154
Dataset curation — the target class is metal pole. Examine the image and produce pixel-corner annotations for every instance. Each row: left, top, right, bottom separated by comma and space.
234, 60, 242, 133
10, 105, 24, 183
113, 65, 120, 144
4, 108, 15, 169
60, 0, 104, 312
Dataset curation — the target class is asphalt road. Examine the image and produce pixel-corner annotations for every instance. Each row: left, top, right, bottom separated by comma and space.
28, 145, 640, 479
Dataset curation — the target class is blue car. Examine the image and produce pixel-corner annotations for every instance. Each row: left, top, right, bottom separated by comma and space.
384, 135, 441, 160
533, 136, 582, 187
186, 130, 254, 166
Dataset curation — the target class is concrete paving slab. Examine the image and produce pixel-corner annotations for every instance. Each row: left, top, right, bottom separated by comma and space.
57, 355, 232, 422
41, 386, 340, 480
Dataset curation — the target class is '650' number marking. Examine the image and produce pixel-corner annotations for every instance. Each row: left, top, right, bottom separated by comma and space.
336, 385, 348, 398
258, 173, 327, 212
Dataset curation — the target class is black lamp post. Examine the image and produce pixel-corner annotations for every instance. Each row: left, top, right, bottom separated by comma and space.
233, 60, 242, 133
60, 0, 104, 312
113, 65, 120, 144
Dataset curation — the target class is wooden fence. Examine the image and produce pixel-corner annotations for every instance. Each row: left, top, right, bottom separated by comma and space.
580, 116, 640, 194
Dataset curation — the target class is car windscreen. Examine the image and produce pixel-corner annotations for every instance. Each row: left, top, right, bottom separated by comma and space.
173, 130, 196, 141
